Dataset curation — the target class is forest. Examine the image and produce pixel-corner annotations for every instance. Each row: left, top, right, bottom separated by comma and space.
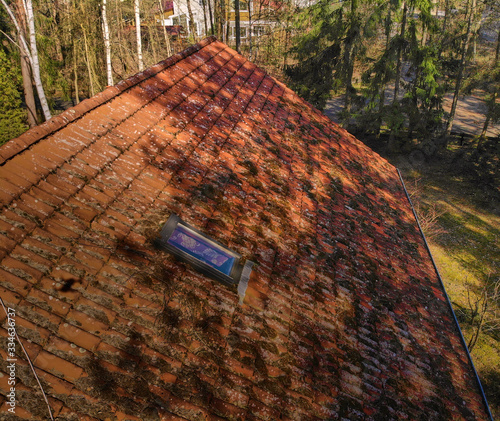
0, 0, 498, 148
0, 0, 499, 417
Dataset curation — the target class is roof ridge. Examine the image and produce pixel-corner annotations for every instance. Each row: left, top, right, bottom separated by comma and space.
0, 36, 218, 166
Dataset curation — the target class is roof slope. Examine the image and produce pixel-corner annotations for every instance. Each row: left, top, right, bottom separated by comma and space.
0, 37, 490, 420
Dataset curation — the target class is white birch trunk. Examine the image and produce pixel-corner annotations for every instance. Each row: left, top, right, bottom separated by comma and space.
102, 0, 113, 86
1, 0, 30, 54
134, 0, 144, 71
24, 0, 51, 120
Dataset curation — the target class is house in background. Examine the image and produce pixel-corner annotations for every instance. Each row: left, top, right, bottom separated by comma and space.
152, 0, 285, 43
0, 37, 493, 420
154, 0, 206, 38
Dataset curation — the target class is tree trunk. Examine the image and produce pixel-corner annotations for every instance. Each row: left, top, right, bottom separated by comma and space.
478, 26, 500, 144
102, 0, 113, 86
207, 0, 214, 35
235, 0, 241, 52
376, 87, 386, 136
149, 25, 159, 63
221, 0, 227, 40
214, 0, 220, 37
73, 41, 80, 104
20, 51, 37, 127
376, 10, 392, 135
1, 0, 52, 121
49, 0, 63, 62
344, 47, 355, 115
158, 0, 173, 56
135, 0, 144, 71
442, 0, 449, 32
218, 0, 226, 40
115, 0, 127, 71
393, 1, 407, 104
186, 0, 196, 39
24, 0, 51, 120
478, 92, 495, 142
445, 0, 475, 136
82, 27, 95, 96
343, 0, 359, 118
248, 0, 253, 59
201, 0, 208, 36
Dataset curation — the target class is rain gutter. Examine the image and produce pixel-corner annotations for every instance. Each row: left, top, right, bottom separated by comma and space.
397, 168, 494, 421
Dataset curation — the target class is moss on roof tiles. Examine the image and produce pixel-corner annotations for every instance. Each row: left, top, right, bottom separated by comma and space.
0, 37, 492, 420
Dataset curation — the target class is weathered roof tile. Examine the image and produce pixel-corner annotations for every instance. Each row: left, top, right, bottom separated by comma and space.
0, 37, 492, 420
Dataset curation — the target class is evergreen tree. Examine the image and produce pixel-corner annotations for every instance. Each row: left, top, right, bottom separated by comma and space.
400, 18, 444, 140
359, 0, 402, 135
359, 0, 440, 148
285, 0, 369, 112
0, 48, 27, 145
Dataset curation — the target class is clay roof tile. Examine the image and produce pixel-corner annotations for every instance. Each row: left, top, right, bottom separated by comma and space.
0, 37, 492, 420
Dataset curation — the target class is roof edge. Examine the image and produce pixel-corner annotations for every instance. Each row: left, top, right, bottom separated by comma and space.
0, 36, 218, 166
397, 169, 494, 421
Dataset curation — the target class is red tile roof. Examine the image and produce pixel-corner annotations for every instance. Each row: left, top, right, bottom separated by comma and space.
0, 37, 491, 420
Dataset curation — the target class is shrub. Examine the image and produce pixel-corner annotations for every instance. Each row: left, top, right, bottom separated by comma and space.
0, 49, 27, 145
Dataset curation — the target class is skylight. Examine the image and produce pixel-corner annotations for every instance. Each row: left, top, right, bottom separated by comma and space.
156, 214, 252, 287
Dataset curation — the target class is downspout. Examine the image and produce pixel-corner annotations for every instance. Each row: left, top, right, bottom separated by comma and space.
397, 168, 494, 421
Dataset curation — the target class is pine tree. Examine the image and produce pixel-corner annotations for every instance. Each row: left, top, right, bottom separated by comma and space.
402, 27, 444, 140
285, 0, 346, 110
359, 0, 402, 135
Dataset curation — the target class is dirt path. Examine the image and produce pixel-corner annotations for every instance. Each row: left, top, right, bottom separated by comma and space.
325, 92, 500, 138
442, 94, 499, 137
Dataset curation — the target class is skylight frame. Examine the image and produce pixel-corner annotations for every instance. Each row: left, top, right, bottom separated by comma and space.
156, 214, 245, 286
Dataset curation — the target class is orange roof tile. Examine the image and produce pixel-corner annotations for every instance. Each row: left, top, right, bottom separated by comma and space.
0, 36, 492, 420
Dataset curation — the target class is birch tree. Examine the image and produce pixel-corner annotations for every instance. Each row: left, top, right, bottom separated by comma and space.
1, 0, 51, 121
102, 0, 113, 86
135, 0, 144, 71
24, 0, 51, 120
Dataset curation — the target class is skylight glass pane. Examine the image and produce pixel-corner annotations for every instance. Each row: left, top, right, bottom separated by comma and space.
167, 224, 236, 275
156, 214, 253, 287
